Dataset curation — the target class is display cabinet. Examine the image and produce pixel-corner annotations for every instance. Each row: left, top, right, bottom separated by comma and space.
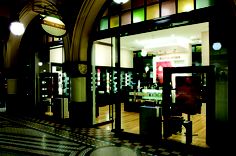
51, 64, 70, 97
120, 70, 133, 90
125, 89, 163, 112
94, 67, 133, 93
39, 72, 59, 99
142, 89, 162, 102
39, 72, 59, 116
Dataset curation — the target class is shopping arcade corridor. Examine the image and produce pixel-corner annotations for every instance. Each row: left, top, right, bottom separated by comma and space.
0, 112, 215, 156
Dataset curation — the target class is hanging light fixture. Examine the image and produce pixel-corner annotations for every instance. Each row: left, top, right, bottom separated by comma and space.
113, 0, 129, 4
9, 20, 25, 36
41, 15, 66, 37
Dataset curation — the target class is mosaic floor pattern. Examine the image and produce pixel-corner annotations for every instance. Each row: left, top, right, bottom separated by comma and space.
0, 113, 213, 156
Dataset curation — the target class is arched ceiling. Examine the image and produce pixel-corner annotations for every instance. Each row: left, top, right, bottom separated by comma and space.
0, 0, 90, 72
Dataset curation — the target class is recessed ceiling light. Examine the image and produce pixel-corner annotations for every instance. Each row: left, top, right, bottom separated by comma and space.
113, 0, 129, 4
212, 42, 222, 50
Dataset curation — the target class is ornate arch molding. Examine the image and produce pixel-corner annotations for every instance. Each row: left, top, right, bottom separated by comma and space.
5, 0, 61, 72
5, 5, 36, 71
69, 0, 106, 62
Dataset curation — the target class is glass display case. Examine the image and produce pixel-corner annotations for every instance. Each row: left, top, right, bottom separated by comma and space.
125, 89, 163, 112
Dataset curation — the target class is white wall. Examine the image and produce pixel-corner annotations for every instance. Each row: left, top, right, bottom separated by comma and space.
120, 48, 133, 68
94, 44, 111, 66
50, 46, 65, 63
201, 31, 210, 65
94, 43, 133, 68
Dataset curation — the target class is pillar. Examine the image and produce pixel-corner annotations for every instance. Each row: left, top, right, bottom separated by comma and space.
68, 62, 93, 127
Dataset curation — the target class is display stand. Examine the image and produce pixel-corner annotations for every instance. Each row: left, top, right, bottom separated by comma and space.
140, 106, 162, 143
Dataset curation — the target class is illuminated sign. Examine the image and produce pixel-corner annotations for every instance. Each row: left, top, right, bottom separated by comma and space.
41, 16, 66, 37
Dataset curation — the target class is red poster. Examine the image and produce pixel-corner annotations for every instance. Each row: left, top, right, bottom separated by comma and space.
175, 76, 202, 115
156, 61, 172, 84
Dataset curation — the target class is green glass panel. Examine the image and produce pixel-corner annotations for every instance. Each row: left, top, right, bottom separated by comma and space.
161, 0, 176, 17
133, 8, 145, 23
100, 17, 108, 30
196, 0, 215, 9
196, 45, 202, 52
121, 11, 131, 26
177, 0, 194, 13
147, 4, 160, 20
110, 15, 119, 28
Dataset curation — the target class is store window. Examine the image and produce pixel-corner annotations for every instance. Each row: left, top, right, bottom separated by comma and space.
133, 8, 145, 23
161, 0, 176, 17
98, 0, 216, 32
147, 3, 160, 20
177, 0, 194, 13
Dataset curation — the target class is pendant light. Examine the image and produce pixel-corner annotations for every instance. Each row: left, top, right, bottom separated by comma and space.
9, 20, 25, 36
113, 0, 129, 4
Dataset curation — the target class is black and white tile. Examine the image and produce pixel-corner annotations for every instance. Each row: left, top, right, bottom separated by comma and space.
0, 113, 211, 156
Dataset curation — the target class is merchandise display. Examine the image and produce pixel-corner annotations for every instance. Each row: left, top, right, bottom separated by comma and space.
125, 89, 163, 112
39, 72, 59, 116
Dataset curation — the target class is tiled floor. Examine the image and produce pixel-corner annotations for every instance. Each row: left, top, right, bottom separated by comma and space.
0, 113, 213, 156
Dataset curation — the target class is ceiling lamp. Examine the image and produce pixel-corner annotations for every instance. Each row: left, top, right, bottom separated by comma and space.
212, 42, 222, 50
141, 49, 147, 57
113, 0, 129, 4
9, 21, 25, 36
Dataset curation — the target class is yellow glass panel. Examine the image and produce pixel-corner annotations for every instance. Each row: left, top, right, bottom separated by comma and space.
178, 0, 194, 13
161, 0, 176, 17
147, 4, 160, 20
110, 15, 119, 28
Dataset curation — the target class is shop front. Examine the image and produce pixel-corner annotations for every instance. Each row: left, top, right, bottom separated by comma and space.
90, 0, 230, 148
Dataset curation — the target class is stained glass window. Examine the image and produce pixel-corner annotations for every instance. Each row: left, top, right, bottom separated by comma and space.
110, 15, 119, 28
100, 17, 108, 30
147, 4, 160, 20
196, 0, 215, 9
178, 0, 194, 13
121, 11, 131, 25
161, 0, 176, 17
133, 8, 145, 23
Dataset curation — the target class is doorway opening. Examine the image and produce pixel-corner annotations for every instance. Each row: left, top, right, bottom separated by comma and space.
92, 22, 210, 148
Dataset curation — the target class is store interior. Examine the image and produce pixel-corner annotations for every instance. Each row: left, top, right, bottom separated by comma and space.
92, 22, 209, 148
35, 21, 210, 148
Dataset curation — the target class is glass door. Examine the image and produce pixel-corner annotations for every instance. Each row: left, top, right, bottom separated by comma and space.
91, 38, 115, 128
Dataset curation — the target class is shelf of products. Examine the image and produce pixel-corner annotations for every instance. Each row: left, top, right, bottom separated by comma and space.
91, 67, 134, 107
39, 72, 59, 116
93, 67, 133, 93
142, 89, 162, 101
51, 65, 70, 97
39, 72, 59, 99
125, 89, 163, 112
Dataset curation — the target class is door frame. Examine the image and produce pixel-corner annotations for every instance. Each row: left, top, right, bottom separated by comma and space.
162, 65, 215, 146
